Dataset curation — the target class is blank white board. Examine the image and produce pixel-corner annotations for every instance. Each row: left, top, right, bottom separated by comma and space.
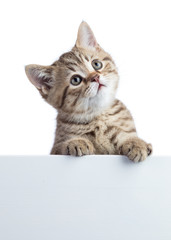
0, 155, 170, 240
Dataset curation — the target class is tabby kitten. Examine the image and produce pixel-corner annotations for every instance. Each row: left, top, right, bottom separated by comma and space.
25, 21, 152, 162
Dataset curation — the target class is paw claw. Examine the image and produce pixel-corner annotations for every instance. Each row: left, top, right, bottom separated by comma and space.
147, 144, 153, 156
121, 138, 152, 162
62, 138, 94, 156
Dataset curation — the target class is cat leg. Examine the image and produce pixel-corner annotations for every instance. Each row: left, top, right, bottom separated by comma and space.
51, 138, 95, 156
115, 132, 152, 162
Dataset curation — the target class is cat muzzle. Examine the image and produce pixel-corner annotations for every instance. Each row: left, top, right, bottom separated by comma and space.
89, 74, 105, 91
90, 74, 100, 83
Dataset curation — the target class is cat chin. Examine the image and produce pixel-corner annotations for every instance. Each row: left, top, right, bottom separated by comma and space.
69, 99, 115, 123
80, 94, 116, 122
58, 92, 116, 124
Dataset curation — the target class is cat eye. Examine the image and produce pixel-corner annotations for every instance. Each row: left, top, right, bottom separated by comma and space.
70, 75, 82, 86
92, 59, 103, 70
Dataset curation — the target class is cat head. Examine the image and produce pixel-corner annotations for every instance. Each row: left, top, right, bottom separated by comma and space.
25, 22, 119, 123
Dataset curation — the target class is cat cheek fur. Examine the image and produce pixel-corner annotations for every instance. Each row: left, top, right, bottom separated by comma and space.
84, 82, 99, 98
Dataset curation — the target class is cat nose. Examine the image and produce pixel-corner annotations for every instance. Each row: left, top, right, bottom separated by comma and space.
90, 74, 100, 83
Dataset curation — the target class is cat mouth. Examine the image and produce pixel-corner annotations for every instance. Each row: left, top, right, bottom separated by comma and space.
98, 83, 105, 91
90, 74, 106, 92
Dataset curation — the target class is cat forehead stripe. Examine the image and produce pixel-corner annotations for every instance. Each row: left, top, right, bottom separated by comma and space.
59, 51, 83, 65
66, 65, 76, 72
84, 55, 89, 62
103, 57, 112, 62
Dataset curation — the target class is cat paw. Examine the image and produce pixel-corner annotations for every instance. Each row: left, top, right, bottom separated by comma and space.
120, 138, 152, 162
62, 138, 94, 156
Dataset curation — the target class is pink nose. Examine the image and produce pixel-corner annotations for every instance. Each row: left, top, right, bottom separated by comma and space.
91, 74, 100, 83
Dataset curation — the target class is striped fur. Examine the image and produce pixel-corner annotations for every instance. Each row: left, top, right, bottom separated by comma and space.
25, 22, 152, 162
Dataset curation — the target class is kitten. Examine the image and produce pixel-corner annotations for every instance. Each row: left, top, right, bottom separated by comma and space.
25, 21, 152, 162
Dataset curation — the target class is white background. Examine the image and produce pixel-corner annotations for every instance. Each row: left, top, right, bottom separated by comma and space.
0, 0, 170, 155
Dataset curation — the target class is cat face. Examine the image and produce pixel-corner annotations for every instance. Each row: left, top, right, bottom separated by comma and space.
25, 22, 119, 123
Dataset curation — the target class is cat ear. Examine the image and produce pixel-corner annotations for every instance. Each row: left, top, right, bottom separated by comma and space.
25, 64, 54, 95
76, 21, 98, 49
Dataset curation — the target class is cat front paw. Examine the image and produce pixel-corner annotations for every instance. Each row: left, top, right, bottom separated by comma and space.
120, 138, 152, 162
62, 138, 94, 156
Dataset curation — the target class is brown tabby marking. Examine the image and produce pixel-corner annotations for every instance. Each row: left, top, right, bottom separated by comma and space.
25, 21, 152, 162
